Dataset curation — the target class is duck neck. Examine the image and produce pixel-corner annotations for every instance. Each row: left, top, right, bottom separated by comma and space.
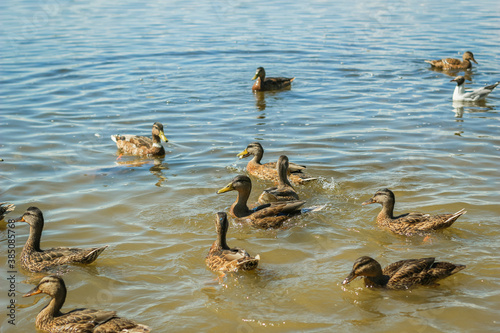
25, 220, 43, 253
231, 188, 252, 217
364, 274, 389, 288
278, 164, 292, 188
216, 227, 230, 251
378, 198, 395, 220
36, 290, 66, 328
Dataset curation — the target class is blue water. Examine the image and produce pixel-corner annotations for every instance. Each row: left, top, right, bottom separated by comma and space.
1, 0, 500, 332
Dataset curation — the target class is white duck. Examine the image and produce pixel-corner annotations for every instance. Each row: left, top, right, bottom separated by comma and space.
451, 76, 499, 101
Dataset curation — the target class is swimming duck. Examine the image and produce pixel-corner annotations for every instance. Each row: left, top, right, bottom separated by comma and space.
0, 202, 15, 220
252, 67, 295, 91
450, 76, 499, 101
111, 122, 168, 156
217, 175, 306, 229
206, 212, 260, 272
362, 189, 466, 235
258, 155, 299, 204
237, 142, 316, 185
343, 256, 465, 289
23, 275, 150, 332
425, 51, 478, 70
13, 207, 108, 272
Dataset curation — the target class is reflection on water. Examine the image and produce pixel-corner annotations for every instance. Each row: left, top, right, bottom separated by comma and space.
1, 0, 500, 332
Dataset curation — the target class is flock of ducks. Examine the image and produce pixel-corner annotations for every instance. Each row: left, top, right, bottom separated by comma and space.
2, 53, 497, 332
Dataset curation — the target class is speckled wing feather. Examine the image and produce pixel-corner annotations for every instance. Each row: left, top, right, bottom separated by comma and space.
23, 246, 107, 272
206, 247, 259, 272
39, 308, 116, 332
386, 258, 436, 289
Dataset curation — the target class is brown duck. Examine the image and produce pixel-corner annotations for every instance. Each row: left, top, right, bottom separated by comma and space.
111, 122, 168, 156
252, 67, 295, 91
217, 175, 306, 229
425, 51, 478, 70
237, 142, 316, 185
13, 207, 108, 272
343, 256, 466, 289
258, 155, 299, 204
206, 212, 260, 272
362, 188, 466, 235
23, 275, 150, 332
0, 202, 15, 220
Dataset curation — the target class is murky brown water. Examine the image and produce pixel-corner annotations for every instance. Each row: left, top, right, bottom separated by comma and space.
1, 0, 500, 332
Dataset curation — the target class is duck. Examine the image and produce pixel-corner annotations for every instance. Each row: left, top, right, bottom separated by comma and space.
342, 256, 465, 289
0, 202, 15, 220
258, 155, 299, 204
237, 142, 316, 185
252, 67, 295, 91
450, 76, 499, 101
12, 207, 108, 272
362, 188, 466, 236
111, 122, 168, 156
425, 51, 478, 70
23, 275, 150, 332
206, 212, 260, 272
216, 175, 306, 229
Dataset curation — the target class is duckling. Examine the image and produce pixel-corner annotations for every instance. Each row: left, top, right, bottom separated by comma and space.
425, 51, 478, 70
450, 76, 499, 101
0, 202, 15, 220
237, 142, 316, 185
13, 207, 108, 272
111, 122, 168, 156
206, 212, 260, 272
252, 67, 295, 91
258, 155, 299, 204
23, 275, 150, 332
343, 256, 465, 289
217, 175, 306, 229
362, 189, 466, 235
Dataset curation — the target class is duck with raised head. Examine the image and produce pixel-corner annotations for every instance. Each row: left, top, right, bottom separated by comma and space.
217, 175, 306, 229
12, 207, 108, 272
23, 275, 151, 332
258, 155, 299, 204
252, 67, 295, 91
343, 256, 465, 289
362, 188, 466, 235
206, 212, 260, 272
237, 142, 316, 185
450, 76, 499, 101
111, 122, 168, 156
0, 202, 15, 220
425, 51, 478, 70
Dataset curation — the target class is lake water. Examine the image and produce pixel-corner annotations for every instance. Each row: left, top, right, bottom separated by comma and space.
1, 0, 500, 332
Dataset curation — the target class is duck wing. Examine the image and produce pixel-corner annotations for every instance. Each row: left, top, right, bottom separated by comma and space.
386, 257, 436, 289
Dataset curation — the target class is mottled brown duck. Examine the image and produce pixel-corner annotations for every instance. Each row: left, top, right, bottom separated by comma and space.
425, 51, 478, 70
251, 67, 295, 91
362, 188, 466, 235
13, 207, 108, 272
237, 142, 316, 185
23, 275, 150, 332
111, 122, 168, 156
258, 155, 299, 204
0, 202, 15, 220
206, 212, 260, 272
217, 175, 306, 229
343, 256, 466, 289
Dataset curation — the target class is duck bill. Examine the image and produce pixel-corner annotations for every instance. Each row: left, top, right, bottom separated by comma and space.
217, 183, 234, 194
471, 58, 478, 64
342, 272, 357, 285
159, 131, 168, 142
251, 73, 258, 80
10, 216, 25, 223
237, 149, 250, 159
361, 198, 375, 206
23, 287, 42, 298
